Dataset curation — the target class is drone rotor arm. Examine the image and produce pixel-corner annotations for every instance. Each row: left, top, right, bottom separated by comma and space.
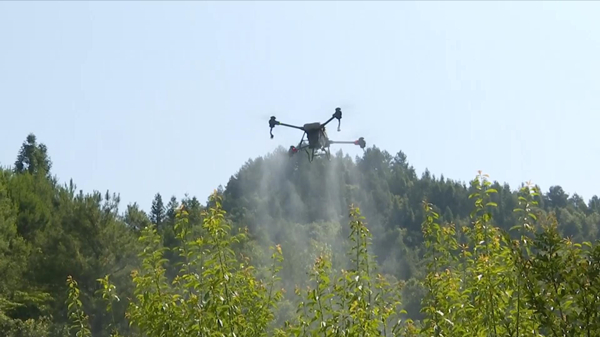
269, 116, 304, 138
278, 122, 304, 130
328, 137, 366, 149
321, 107, 342, 131
321, 116, 335, 127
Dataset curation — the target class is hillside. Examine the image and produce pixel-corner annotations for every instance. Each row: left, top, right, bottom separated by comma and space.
1, 133, 600, 336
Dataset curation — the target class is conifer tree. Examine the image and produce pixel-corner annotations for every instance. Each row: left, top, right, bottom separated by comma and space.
14, 133, 52, 177
149, 193, 165, 229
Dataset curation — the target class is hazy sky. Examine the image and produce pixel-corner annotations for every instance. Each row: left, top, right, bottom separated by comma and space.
1, 2, 599, 211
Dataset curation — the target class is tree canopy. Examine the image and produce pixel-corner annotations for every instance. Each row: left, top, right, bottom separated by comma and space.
1, 133, 599, 336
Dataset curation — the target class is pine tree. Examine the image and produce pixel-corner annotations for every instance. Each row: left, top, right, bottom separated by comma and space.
165, 196, 178, 223
14, 133, 52, 177
124, 202, 151, 231
150, 193, 165, 230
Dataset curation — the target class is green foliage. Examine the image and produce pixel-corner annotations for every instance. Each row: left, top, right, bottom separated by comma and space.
150, 193, 166, 229
14, 133, 52, 178
117, 191, 284, 336
269, 205, 408, 336
417, 173, 600, 336
0, 135, 140, 336
0, 312, 67, 337
66, 275, 91, 337
4, 133, 600, 336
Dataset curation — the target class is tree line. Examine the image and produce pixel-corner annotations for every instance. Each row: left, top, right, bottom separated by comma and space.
1, 133, 599, 336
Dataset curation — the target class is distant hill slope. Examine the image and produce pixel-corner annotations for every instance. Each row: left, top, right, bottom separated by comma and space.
220, 145, 600, 280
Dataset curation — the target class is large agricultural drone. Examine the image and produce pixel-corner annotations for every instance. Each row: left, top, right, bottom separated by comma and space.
268, 107, 366, 162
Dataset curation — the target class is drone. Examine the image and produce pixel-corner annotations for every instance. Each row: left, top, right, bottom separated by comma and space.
268, 107, 366, 162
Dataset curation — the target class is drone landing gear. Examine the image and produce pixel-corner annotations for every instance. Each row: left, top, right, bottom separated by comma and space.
307, 147, 331, 162
302, 148, 316, 163
289, 145, 330, 163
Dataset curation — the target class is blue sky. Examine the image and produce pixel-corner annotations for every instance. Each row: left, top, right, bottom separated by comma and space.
1, 2, 599, 211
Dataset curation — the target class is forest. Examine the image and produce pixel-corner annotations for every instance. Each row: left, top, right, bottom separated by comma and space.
1, 133, 600, 336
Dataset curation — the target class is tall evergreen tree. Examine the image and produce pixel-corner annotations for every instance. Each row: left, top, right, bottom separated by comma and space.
14, 133, 52, 177
149, 193, 165, 229
123, 202, 151, 231
165, 196, 178, 223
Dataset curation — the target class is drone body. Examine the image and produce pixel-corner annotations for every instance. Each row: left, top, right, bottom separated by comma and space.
269, 107, 366, 162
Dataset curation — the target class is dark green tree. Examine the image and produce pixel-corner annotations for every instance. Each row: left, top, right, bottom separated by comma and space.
123, 202, 151, 231
14, 134, 52, 178
149, 192, 165, 229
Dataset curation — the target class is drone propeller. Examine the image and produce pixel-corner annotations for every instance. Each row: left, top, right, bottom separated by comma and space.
332, 100, 359, 129
268, 106, 349, 143
334, 107, 342, 132
268, 116, 304, 139
322, 107, 343, 132
269, 116, 277, 138
356, 137, 366, 149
